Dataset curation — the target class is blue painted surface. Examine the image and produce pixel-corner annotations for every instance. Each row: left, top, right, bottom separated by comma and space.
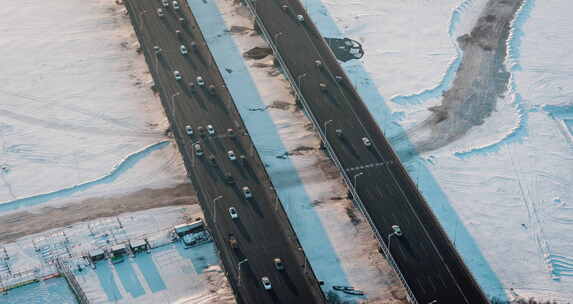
0, 141, 170, 213
114, 260, 146, 298
134, 252, 168, 293
0, 277, 77, 304
93, 261, 123, 302
302, 0, 509, 299
186, 0, 352, 296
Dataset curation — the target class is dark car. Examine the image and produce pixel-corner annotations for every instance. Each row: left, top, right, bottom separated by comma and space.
197, 126, 206, 137
273, 258, 284, 271
224, 172, 235, 184
208, 155, 217, 166
229, 234, 238, 249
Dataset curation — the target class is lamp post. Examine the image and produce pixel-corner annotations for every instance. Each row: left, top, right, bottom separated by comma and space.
387, 224, 402, 252
297, 73, 307, 93
212, 195, 223, 224
237, 258, 248, 287
324, 119, 333, 135
353, 172, 364, 189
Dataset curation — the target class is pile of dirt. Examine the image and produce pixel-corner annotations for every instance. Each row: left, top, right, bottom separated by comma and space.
243, 46, 272, 60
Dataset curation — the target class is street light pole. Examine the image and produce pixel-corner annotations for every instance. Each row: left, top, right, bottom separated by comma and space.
297, 73, 307, 93
324, 119, 333, 135
353, 172, 364, 189
212, 195, 223, 224
237, 258, 248, 288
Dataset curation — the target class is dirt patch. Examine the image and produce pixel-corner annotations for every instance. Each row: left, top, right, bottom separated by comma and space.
402, 0, 524, 153
243, 46, 273, 60
0, 183, 196, 243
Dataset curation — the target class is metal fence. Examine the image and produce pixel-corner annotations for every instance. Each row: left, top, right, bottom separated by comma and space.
242, 0, 418, 302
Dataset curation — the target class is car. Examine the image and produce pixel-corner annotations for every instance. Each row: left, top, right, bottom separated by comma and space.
185, 125, 193, 135
172, 0, 180, 10
392, 225, 403, 237
362, 137, 372, 147
335, 129, 343, 137
242, 186, 252, 199
227, 128, 235, 138
178, 17, 185, 24
153, 45, 162, 55
208, 155, 217, 166
194, 143, 203, 156
175, 29, 183, 40
190, 41, 198, 50
161, 0, 169, 8
196, 76, 205, 87
273, 258, 284, 271
180, 45, 188, 55
319, 83, 327, 92
208, 84, 216, 95
229, 207, 238, 219
227, 150, 236, 161
228, 234, 238, 249
173, 70, 182, 81
207, 124, 215, 136
188, 82, 196, 91
157, 8, 164, 17
197, 126, 206, 137
296, 14, 304, 23
224, 172, 235, 184
261, 277, 272, 290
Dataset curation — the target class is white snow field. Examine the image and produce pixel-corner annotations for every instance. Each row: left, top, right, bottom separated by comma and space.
302, 0, 573, 302
0, 206, 235, 304
187, 0, 406, 302
0, 0, 186, 213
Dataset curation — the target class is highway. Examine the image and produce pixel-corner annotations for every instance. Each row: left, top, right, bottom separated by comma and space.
123, 0, 326, 303
245, 0, 490, 303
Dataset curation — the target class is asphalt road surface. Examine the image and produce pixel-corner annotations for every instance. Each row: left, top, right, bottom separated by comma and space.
246, 0, 490, 303
124, 0, 325, 303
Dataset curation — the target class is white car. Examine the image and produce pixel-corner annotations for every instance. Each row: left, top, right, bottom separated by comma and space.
296, 14, 304, 23
227, 150, 236, 161
229, 207, 238, 219
261, 277, 272, 290
196, 76, 205, 87
194, 143, 203, 156
180, 45, 188, 55
362, 137, 372, 147
174, 70, 182, 81
161, 0, 169, 8
392, 225, 403, 237
157, 8, 164, 18
207, 124, 215, 136
242, 186, 252, 199
172, 0, 180, 10
185, 125, 193, 135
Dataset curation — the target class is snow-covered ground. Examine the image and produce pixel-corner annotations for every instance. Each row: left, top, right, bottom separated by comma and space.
0, 0, 186, 213
1, 205, 235, 304
302, 0, 573, 302
0, 0, 235, 303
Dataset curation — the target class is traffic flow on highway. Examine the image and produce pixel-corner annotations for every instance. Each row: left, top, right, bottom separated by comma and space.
123, 0, 326, 303
243, 0, 490, 303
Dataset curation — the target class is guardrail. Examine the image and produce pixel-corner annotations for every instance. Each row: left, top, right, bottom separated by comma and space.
242, 0, 418, 303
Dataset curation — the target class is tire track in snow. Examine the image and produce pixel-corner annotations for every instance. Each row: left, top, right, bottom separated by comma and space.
0, 109, 164, 138
0, 140, 171, 214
